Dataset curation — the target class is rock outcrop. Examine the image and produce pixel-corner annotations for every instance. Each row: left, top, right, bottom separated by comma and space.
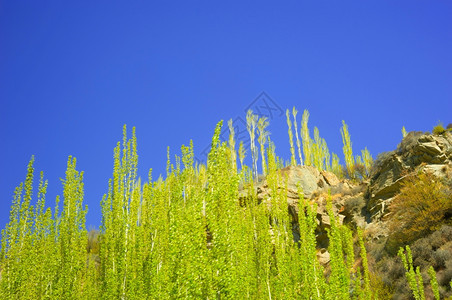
367, 131, 452, 221
238, 131, 452, 266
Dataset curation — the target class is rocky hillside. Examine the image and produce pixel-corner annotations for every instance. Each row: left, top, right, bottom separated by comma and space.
241, 130, 452, 298
368, 131, 452, 220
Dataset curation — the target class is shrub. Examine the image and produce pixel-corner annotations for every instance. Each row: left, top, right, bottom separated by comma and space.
353, 163, 366, 180
440, 225, 452, 241
387, 171, 452, 247
379, 256, 405, 284
376, 227, 452, 299
428, 230, 445, 250
344, 195, 366, 214
438, 260, 452, 286
432, 122, 446, 135
369, 270, 394, 299
433, 249, 451, 269
411, 237, 434, 262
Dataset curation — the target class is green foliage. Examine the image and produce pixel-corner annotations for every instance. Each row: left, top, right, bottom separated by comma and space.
361, 148, 373, 179
301, 109, 312, 166
247, 110, 259, 179
293, 108, 333, 172
257, 116, 270, 175
388, 172, 452, 248
325, 193, 352, 298
0, 156, 90, 299
238, 140, 246, 171
398, 246, 426, 300
428, 266, 440, 300
0, 114, 389, 299
341, 120, 355, 179
292, 107, 304, 166
353, 149, 373, 180
56, 156, 88, 298
100, 125, 139, 299
402, 126, 407, 138
358, 228, 371, 299
228, 119, 237, 173
432, 122, 446, 135
378, 226, 452, 299
311, 127, 331, 172
286, 109, 297, 166
331, 153, 343, 179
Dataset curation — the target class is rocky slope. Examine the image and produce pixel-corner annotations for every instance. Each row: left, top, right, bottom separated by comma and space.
240, 131, 452, 268
368, 131, 452, 221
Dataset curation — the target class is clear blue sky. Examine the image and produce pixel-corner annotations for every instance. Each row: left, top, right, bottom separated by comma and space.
1, 1, 451, 229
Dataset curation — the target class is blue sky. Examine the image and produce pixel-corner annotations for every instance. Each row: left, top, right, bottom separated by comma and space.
1, 1, 451, 229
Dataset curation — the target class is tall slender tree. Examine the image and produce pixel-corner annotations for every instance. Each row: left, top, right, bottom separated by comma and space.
286, 109, 297, 166
228, 119, 237, 173
292, 107, 304, 165
301, 109, 312, 166
246, 110, 259, 180
340, 120, 355, 178
257, 116, 270, 175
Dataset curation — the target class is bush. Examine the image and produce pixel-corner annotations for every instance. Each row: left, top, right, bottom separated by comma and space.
433, 249, 451, 269
439, 225, 452, 241
353, 163, 366, 180
369, 271, 394, 299
411, 238, 434, 263
380, 257, 405, 283
432, 122, 446, 135
438, 260, 452, 286
376, 227, 452, 299
387, 172, 452, 247
344, 195, 366, 214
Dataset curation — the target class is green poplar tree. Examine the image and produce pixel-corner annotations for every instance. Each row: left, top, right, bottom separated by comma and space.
286, 109, 297, 166
361, 148, 373, 179
228, 119, 237, 173
293, 107, 304, 165
100, 125, 139, 299
398, 246, 425, 300
301, 109, 312, 166
341, 120, 355, 178
247, 110, 259, 180
54, 156, 88, 299
257, 116, 270, 175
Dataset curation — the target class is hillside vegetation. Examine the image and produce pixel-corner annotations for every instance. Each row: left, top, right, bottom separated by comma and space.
1, 109, 451, 299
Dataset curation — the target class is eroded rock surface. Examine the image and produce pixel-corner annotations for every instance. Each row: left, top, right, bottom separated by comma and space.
368, 131, 452, 220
